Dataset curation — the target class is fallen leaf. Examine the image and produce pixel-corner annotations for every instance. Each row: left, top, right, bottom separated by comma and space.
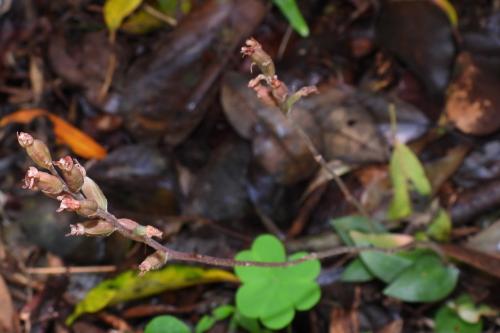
0, 109, 107, 159
119, 0, 266, 144
440, 244, 500, 279
376, 0, 456, 96
425, 145, 469, 194
104, 0, 144, 31
445, 52, 500, 135
466, 220, 500, 258
66, 265, 238, 325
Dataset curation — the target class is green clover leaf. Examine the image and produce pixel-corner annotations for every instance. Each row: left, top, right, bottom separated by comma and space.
234, 235, 321, 330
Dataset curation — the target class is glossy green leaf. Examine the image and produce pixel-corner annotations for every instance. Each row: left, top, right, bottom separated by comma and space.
272, 0, 309, 37
331, 215, 385, 245
104, 0, 144, 31
341, 258, 374, 282
427, 208, 451, 242
388, 143, 431, 219
66, 265, 238, 325
435, 306, 482, 333
384, 253, 458, 302
145, 315, 190, 333
234, 235, 321, 330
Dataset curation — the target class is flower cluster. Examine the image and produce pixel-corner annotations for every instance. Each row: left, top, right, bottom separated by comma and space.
18, 132, 164, 273
241, 38, 318, 113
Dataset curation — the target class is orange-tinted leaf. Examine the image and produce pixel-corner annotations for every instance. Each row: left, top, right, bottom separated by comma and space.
0, 109, 107, 159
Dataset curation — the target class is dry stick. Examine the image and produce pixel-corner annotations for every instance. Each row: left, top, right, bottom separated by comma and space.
26, 266, 116, 275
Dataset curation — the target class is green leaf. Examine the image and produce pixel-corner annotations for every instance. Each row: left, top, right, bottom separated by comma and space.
427, 208, 451, 242
145, 315, 190, 333
435, 306, 482, 333
104, 0, 144, 31
388, 143, 431, 219
66, 265, 238, 325
234, 235, 321, 330
272, 0, 309, 37
341, 258, 374, 282
360, 251, 413, 283
195, 305, 235, 333
331, 215, 385, 245
383, 253, 458, 302
349, 231, 414, 283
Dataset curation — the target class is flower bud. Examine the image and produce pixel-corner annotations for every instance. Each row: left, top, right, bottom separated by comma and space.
23, 167, 64, 195
117, 218, 163, 241
67, 220, 115, 237
57, 195, 98, 217
54, 156, 85, 192
17, 132, 52, 170
139, 250, 168, 274
81, 176, 107, 210
241, 38, 275, 78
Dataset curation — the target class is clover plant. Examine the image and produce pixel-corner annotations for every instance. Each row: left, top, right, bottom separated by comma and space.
234, 234, 321, 330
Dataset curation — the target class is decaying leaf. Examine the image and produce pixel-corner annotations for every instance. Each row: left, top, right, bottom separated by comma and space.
0, 109, 107, 159
66, 265, 238, 325
445, 52, 500, 135
466, 220, 500, 259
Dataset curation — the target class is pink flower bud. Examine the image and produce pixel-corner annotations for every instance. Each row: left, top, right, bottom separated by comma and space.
54, 156, 85, 192
138, 250, 168, 274
17, 132, 53, 169
17, 132, 34, 148
241, 38, 275, 78
23, 167, 64, 195
67, 220, 115, 237
57, 195, 98, 217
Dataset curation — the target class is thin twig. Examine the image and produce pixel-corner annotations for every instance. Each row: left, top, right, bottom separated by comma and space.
143, 4, 177, 26
25, 265, 116, 275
